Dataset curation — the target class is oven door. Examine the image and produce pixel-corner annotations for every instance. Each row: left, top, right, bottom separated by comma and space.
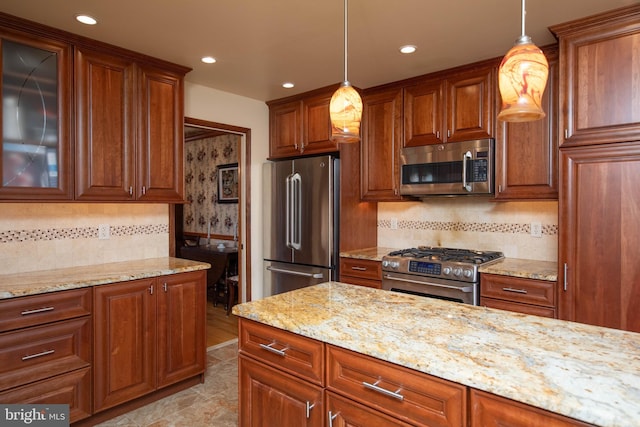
381, 271, 478, 305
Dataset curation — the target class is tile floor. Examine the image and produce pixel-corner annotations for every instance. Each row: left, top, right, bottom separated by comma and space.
96, 340, 239, 426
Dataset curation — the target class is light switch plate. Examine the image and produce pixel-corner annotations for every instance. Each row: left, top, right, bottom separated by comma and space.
530, 222, 542, 238
390, 218, 398, 230
98, 224, 110, 240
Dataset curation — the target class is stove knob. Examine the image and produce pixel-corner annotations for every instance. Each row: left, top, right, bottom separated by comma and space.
382, 260, 390, 268
443, 266, 452, 276
463, 269, 473, 278
391, 261, 400, 269
453, 267, 463, 277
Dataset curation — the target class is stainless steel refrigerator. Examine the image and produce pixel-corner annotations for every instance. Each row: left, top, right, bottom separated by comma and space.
263, 155, 339, 296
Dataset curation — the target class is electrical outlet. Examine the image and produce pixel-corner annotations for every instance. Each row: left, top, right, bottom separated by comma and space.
530, 222, 542, 238
98, 224, 110, 240
390, 218, 398, 230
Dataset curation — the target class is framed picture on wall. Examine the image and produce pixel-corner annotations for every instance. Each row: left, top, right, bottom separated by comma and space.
217, 163, 238, 203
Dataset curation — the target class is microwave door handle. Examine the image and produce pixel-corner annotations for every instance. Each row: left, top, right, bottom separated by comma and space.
462, 151, 472, 192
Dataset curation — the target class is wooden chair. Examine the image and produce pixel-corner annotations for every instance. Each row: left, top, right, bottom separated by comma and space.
213, 253, 239, 315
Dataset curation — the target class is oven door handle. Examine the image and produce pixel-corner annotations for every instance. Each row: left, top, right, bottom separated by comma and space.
382, 273, 473, 293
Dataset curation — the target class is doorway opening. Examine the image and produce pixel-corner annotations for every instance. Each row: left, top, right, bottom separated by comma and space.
170, 117, 251, 347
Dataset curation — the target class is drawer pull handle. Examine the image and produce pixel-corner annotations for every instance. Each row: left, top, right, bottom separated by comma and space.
351, 266, 367, 271
362, 379, 404, 401
502, 287, 528, 294
22, 349, 55, 361
259, 342, 288, 357
21, 307, 54, 316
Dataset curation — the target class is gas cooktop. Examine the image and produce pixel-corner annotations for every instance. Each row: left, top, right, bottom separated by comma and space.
387, 246, 504, 264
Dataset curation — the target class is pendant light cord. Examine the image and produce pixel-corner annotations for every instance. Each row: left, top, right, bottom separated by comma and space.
520, 0, 526, 38
343, 0, 348, 83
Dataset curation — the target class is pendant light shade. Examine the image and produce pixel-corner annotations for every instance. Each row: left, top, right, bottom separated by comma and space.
330, 0, 362, 143
497, 0, 549, 122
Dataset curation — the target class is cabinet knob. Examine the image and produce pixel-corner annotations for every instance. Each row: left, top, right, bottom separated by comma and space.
128, 186, 133, 197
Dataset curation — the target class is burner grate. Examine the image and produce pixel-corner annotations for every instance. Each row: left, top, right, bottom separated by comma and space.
388, 246, 503, 264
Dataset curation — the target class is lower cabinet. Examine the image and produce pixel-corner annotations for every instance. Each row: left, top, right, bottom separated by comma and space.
93, 270, 206, 412
339, 258, 382, 289
470, 389, 593, 427
480, 273, 556, 318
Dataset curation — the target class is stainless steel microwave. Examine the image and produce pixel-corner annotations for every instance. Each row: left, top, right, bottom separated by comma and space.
399, 139, 494, 196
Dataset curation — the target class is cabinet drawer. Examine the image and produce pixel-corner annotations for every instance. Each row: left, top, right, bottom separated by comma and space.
327, 345, 466, 427
339, 258, 382, 281
340, 275, 382, 289
239, 319, 324, 386
481, 274, 555, 307
0, 288, 92, 333
481, 297, 556, 318
0, 317, 92, 392
0, 367, 92, 423
327, 391, 413, 426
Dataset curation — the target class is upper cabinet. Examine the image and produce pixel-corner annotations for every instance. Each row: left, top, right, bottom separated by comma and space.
551, 5, 640, 147
404, 64, 495, 147
0, 13, 190, 202
494, 46, 559, 200
268, 85, 339, 159
0, 27, 73, 200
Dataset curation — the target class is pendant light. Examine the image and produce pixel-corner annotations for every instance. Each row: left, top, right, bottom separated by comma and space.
497, 0, 549, 122
329, 0, 363, 143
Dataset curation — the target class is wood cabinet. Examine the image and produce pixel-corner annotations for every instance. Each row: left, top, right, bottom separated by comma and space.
0, 24, 73, 200
551, 5, 640, 148
360, 87, 404, 201
480, 273, 556, 318
0, 288, 92, 423
238, 319, 324, 426
494, 46, 558, 200
470, 389, 594, 427
327, 345, 467, 427
268, 86, 339, 159
404, 64, 494, 147
75, 48, 185, 202
93, 270, 206, 412
339, 257, 382, 289
558, 142, 640, 332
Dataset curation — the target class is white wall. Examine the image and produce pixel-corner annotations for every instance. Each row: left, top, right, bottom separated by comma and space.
184, 82, 270, 300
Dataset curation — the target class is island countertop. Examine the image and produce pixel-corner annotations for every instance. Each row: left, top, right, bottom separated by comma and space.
233, 282, 640, 427
0, 257, 210, 299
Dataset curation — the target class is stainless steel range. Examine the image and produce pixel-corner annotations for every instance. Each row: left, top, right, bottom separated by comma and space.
381, 246, 504, 305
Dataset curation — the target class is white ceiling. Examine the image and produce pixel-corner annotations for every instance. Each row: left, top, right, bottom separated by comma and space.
1, 0, 638, 102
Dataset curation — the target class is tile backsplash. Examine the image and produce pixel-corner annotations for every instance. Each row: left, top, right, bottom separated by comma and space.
0, 203, 169, 274
378, 199, 558, 262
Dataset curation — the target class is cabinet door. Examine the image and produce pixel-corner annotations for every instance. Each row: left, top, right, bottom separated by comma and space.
157, 271, 206, 388
327, 391, 413, 427
93, 278, 157, 412
495, 48, 558, 200
470, 389, 593, 427
269, 100, 303, 159
404, 79, 445, 146
361, 88, 403, 201
303, 91, 338, 155
75, 48, 136, 200
559, 142, 640, 332
239, 355, 324, 427
137, 65, 184, 201
0, 29, 72, 200
553, 8, 640, 147
445, 66, 494, 143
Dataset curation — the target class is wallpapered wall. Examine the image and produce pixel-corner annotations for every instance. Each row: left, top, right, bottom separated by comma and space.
183, 134, 240, 237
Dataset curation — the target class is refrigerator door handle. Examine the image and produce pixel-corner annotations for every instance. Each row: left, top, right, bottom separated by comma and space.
285, 173, 292, 249
267, 266, 324, 279
290, 173, 302, 250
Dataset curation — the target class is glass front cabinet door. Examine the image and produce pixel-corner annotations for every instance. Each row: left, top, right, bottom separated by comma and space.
1, 29, 72, 200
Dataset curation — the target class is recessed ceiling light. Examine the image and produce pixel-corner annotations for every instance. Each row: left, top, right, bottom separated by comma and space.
282, 82, 295, 89
75, 14, 97, 25
399, 45, 417, 54
201, 56, 216, 64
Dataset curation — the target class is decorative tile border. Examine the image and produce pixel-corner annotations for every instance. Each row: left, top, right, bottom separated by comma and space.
378, 220, 558, 236
0, 224, 168, 243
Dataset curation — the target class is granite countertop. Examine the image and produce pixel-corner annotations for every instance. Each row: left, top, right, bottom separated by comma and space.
233, 282, 640, 427
0, 257, 210, 299
341, 247, 558, 281
479, 258, 558, 281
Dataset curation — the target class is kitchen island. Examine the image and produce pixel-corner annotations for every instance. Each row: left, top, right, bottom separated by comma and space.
233, 282, 640, 427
